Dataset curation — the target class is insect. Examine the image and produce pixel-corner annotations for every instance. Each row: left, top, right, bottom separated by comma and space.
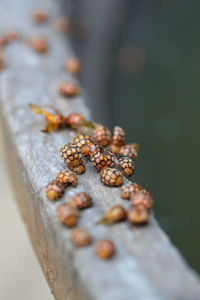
73, 134, 91, 149
65, 112, 85, 129
57, 203, 80, 227
100, 168, 123, 187
29, 37, 48, 53
131, 190, 153, 210
71, 228, 92, 247
90, 151, 108, 171
0, 36, 8, 48
97, 205, 127, 225
5, 31, 20, 43
118, 157, 135, 177
119, 144, 138, 159
60, 143, 83, 168
121, 183, 143, 200
72, 164, 86, 174
112, 126, 125, 146
45, 180, 65, 201
65, 113, 95, 131
29, 104, 65, 132
93, 125, 112, 146
32, 10, 48, 23
128, 206, 149, 225
65, 57, 81, 74
56, 170, 78, 187
30, 104, 96, 134
109, 143, 121, 155
0, 31, 20, 48
96, 239, 115, 259
59, 82, 79, 97
104, 149, 116, 168
82, 142, 102, 158
69, 193, 92, 210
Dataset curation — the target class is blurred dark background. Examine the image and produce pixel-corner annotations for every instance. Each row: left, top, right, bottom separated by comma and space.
64, 0, 200, 273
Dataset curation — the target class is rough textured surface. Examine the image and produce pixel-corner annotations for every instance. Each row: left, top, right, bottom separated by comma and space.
0, 0, 200, 300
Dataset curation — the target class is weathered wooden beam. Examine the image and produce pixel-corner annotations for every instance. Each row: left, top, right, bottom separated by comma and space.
0, 0, 200, 300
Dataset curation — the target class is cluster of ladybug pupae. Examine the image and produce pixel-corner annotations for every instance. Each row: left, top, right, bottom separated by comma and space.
96, 185, 153, 226
56, 192, 115, 258
120, 183, 153, 224
46, 170, 78, 201
42, 114, 154, 258
46, 174, 114, 259
60, 125, 136, 186
44, 122, 150, 259
23, 8, 154, 259
45, 121, 154, 256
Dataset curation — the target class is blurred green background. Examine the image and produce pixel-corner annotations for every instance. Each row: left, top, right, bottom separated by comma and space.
113, 0, 200, 274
